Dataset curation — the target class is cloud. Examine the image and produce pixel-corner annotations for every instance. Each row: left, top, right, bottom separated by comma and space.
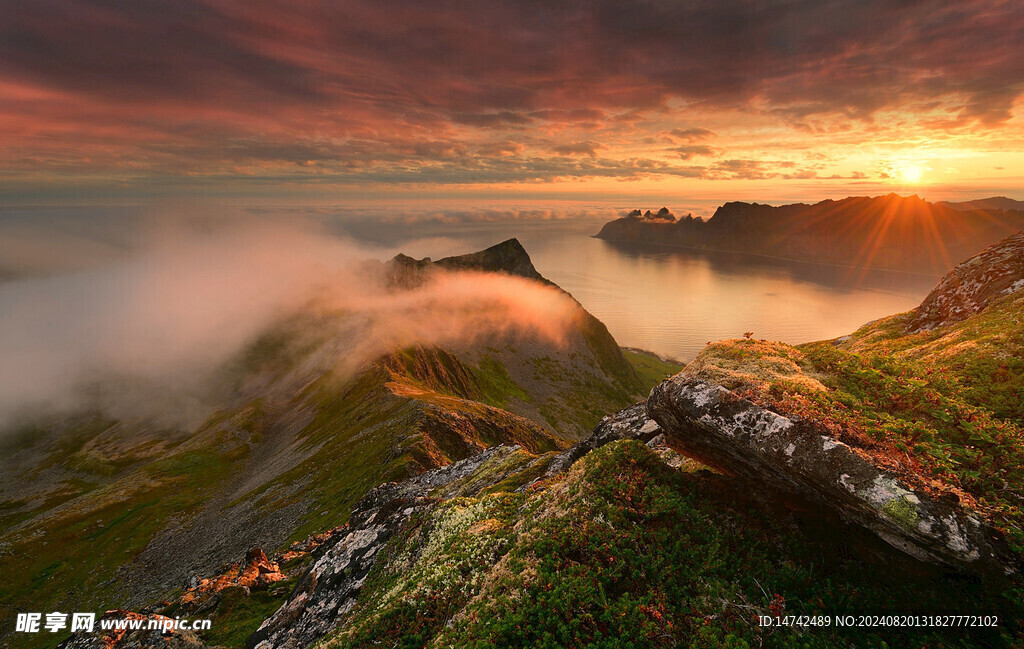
1, 0, 1022, 187
668, 128, 716, 142
551, 141, 606, 157
672, 145, 717, 160
0, 214, 581, 429
452, 112, 535, 128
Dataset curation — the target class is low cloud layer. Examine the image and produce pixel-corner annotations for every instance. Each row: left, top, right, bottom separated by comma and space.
0, 215, 579, 429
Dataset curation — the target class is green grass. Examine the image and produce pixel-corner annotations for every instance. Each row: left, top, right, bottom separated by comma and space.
0, 440, 251, 649
789, 342, 1024, 551
838, 289, 1024, 422
622, 348, 684, 393
473, 354, 531, 408
198, 580, 296, 648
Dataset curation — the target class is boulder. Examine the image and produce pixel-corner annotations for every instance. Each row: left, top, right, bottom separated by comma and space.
543, 403, 661, 477
647, 376, 1013, 577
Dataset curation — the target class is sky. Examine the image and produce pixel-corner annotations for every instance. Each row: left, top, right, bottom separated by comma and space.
2, 0, 1023, 205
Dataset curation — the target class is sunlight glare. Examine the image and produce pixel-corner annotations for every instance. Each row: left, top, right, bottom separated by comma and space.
899, 165, 924, 184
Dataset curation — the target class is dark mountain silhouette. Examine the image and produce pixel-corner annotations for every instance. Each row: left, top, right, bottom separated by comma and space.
596, 194, 1024, 274
937, 196, 1024, 212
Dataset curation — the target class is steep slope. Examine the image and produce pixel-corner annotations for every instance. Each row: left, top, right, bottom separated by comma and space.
382, 238, 647, 437
595, 194, 1024, 274
0, 239, 658, 649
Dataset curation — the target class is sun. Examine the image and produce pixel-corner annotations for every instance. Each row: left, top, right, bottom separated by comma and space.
898, 164, 924, 184
885, 158, 930, 185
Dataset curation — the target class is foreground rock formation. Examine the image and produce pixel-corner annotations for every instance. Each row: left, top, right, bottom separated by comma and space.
647, 377, 1012, 575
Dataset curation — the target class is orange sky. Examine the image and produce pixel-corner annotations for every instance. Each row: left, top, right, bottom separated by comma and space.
1, 0, 1022, 204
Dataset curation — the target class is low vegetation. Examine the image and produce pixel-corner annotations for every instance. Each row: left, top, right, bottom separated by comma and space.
322, 441, 1016, 648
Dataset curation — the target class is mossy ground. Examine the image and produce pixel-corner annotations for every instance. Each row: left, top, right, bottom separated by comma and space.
622, 349, 685, 393
321, 441, 1016, 649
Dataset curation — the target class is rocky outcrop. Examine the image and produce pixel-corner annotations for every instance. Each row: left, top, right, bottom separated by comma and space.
624, 207, 677, 223
435, 237, 547, 282
387, 238, 548, 288
647, 376, 1013, 577
908, 230, 1024, 332
543, 403, 662, 476
179, 547, 286, 613
248, 444, 546, 649
250, 403, 681, 649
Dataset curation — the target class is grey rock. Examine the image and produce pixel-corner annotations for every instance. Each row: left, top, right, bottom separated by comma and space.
248, 445, 521, 649
543, 403, 661, 477
909, 230, 1024, 332
647, 376, 1013, 576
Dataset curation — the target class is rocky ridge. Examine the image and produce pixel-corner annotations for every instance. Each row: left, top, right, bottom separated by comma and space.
909, 230, 1024, 331
647, 376, 1013, 575
57, 407, 672, 649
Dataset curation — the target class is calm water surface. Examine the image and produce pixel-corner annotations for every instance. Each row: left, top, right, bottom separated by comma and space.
364, 219, 941, 362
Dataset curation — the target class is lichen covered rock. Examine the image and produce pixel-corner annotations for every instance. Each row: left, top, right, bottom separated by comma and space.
542, 402, 662, 476
909, 230, 1024, 332
647, 376, 1013, 576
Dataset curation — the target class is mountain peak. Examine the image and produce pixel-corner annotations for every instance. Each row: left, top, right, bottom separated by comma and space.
384, 238, 548, 289
434, 237, 546, 281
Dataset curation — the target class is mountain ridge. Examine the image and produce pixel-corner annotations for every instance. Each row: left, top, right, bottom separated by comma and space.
595, 194, 1024, 274
1, 238, 666, 649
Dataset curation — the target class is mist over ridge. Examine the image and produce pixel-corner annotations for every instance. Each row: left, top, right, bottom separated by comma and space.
0, 213, 580, 429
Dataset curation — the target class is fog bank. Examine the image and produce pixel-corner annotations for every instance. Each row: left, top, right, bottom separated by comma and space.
0, 215, 578, 429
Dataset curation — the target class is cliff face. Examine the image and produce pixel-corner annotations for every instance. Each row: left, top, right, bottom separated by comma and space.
595, 194, 1024, 274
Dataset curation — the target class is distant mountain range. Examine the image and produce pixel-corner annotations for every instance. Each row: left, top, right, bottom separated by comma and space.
595, 194, 1024, 274
936, 196, 1024, 212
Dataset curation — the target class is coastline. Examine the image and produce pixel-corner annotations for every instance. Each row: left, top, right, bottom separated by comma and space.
591, 233, 945, 279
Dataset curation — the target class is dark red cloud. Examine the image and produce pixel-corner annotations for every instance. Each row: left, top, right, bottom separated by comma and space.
0, 0, 1021, 187
669, 128, 717, 142
552, 141, 605, 157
